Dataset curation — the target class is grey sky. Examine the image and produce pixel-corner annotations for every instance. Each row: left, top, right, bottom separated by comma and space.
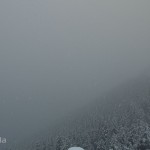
0, 0, 150, 144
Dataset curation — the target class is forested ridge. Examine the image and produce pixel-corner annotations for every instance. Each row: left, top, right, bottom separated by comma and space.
10, 74, 150, 150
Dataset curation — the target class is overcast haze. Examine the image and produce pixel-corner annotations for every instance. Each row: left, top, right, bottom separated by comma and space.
0, 0, 150, 145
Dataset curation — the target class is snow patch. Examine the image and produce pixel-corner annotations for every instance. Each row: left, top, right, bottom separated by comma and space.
68, 147, 84, 150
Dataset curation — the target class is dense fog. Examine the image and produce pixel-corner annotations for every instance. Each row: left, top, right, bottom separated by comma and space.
0, 0, 150, 146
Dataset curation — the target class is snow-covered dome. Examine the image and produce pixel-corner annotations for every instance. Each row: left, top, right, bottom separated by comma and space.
68, 147, 84, 150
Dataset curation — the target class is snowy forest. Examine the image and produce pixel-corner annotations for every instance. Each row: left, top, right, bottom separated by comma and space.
6, 73, 150, 150
1, 1, 150, 150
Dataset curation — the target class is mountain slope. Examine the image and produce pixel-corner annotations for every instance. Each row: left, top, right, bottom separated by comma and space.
10, 72, 150, 150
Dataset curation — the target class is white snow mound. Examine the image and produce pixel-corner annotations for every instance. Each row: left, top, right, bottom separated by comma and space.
68, 147, 84, 150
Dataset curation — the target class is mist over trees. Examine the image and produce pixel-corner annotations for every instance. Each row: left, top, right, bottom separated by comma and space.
0, 0, 150, 150
7, 72, 150, 150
